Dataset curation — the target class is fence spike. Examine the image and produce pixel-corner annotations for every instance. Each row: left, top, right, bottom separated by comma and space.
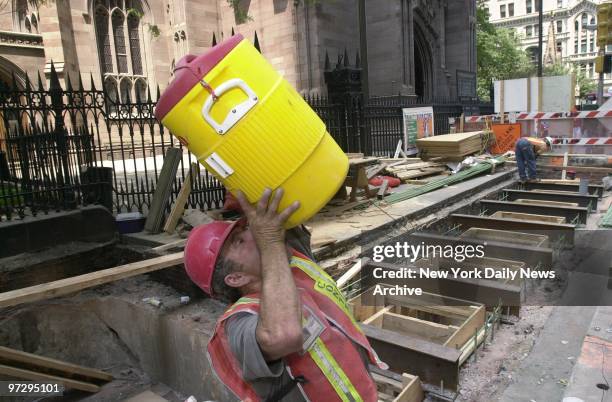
24, 73, 32, 91
146, 85, 152, 102
37, 70, 45, 91
156, 84, 161, 101
355, 51, 360, 68
324, 51, 331, 71
254, 31, 261, 53
231, 27, 235, 36
89, 72, 97, 91
48, 62, 62, 92
77, 72, 84, 91
343, 48, 349, 67
65, 73, 73, 91
212, 32, 217, 46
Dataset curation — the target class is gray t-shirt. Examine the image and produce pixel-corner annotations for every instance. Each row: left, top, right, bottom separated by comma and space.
224, 226, 370, 401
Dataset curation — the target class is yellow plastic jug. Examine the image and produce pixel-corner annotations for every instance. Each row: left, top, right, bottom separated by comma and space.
155, 34, 348, 228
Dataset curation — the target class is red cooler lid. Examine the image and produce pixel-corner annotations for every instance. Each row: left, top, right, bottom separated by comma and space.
154, 34, 244, 122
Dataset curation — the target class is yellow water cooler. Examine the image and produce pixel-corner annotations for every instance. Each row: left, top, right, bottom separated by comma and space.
155, 34, 348, 228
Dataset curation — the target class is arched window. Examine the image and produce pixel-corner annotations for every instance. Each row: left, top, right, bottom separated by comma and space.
30, 14, 38, 33
581, 13, 588, 27
112, 11, 128, 73
135, 79, 147, 101
574, 19, 579, 31
94, 0, 148, 110
24, 17, 31, 33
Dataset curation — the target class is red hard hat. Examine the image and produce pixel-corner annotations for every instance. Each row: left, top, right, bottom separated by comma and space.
184, 220, 240, 296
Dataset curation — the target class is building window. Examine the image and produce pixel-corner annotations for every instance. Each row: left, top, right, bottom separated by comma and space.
557, 20, 563, 33
575, 20, 579, 31
508, 3, 514, 17
581, 38, 587, 53
535, 0, 541, 11
557, 0, 563, 8
557, 40, 562, 54
526, 25, 533, 37
94, 0, 148, 108
16, 0, 39, 34
581, 13, 588, 27
526, 0, 532, 14
590, 36, 595, 52
500, 5, 506, 18
589, 62, 594, 78
574, 39, 578, 53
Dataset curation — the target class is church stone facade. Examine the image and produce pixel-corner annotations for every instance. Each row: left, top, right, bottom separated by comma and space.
0, 0, 476, 100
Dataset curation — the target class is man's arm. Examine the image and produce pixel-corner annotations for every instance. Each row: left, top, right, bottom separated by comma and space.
236, 189, 303, 361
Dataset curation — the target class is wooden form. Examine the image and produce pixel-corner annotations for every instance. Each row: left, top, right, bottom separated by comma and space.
502, 189, 599, 210
344, 159, 379, 201
479, 199, 588, 224
523, 181, 604, 197
490, 211, 566, 224
451, 213, 575, 245
362, 260, 523, 317
408, 231, 553, 270
352, 287, 485, 390
459, 227, 550, 248
373, 371, 424, 402
0, 252, 184, 308
416, 132, 485, 159
514, 199, 579, 208
0, 346, 113, 393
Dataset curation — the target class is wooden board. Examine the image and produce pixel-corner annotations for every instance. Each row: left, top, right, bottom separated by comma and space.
514, 198, 579, 208
163, 163, 197, 234
373, 371, 424, 402
0, 346, 113, 382
0, 364, 100, 392
416, 132, 485, 158
491, 211, 566, 224
460, 227, 549, 248
0, 252, 184, 308
144, 147, 182, 233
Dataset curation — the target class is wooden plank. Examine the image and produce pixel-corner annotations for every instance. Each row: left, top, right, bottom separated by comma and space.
561, 152, 568, 180
163, 163, 196, 234
0, 364, 100, 392
152, 238, 187, 252
443, 305, 486, 349
0, 252, 184, 308
363, 306, 395, 325
503, 189, 598, 209
337, 259, 364, 288
396, 374, 423, 402
144, 147, 182, 233
479, 199, 587, 224
0, 346, 113, 382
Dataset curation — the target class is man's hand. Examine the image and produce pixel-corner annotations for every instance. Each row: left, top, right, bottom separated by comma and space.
235, 188, 304, 361
235, 188, 300, 251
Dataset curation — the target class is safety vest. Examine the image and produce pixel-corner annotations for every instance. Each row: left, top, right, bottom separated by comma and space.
207, 251, 386, 402
525, 137, 548, 154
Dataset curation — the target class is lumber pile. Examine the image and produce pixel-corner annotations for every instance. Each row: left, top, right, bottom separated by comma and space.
416, 131, 486, 160
382, 160, 448, 182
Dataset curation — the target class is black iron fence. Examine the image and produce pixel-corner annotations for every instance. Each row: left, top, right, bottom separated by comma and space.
0, 68, 491, 221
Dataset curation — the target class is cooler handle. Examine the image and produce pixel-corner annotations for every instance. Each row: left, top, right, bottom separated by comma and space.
201, 79, 258, 135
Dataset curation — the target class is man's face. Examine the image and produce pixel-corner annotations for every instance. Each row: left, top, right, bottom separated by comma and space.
221, 223, 262, 278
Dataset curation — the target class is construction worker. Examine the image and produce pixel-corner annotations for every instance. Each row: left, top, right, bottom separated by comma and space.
514, 136, 553, 183
184, 188, 386, 402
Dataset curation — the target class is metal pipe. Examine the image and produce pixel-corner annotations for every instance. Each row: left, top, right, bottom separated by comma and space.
538, 0, 543, 77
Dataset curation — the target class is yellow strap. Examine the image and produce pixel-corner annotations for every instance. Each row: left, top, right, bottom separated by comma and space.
308, 338, 363, 402
223, 297, 260, 317
291, 257, 357, 325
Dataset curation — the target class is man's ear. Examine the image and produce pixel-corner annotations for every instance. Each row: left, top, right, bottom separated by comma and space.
224, 271, 253, 289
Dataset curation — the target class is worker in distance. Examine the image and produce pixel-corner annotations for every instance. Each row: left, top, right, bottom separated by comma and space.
514, 136, 553, 183
183, 188, 387, 402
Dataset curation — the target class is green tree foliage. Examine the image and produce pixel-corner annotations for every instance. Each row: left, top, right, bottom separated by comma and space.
477, 2, 533, 100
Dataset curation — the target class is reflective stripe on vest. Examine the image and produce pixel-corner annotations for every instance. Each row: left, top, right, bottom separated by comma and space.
290, 256, 354, 322
308, 338, 362, 402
